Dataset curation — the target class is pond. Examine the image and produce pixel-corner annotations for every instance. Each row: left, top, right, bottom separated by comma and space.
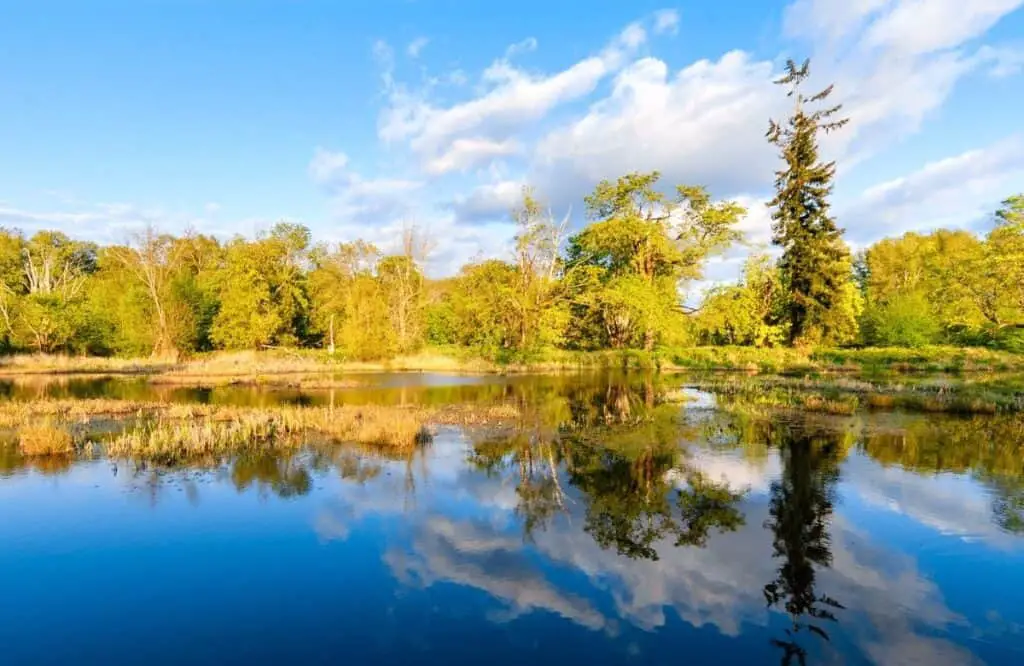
1, 373, 1022, 665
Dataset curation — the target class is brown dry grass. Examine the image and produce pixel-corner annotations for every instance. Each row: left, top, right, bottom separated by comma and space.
107, 404, 433, 463
18, 422, 75, 456
4, 400, 525, 462
0, 399, 164, 427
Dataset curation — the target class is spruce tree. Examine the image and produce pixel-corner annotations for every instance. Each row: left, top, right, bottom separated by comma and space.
767, 59, 853, 345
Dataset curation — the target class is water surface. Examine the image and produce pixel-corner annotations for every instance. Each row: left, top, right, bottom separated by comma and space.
1, 374, 1022, 665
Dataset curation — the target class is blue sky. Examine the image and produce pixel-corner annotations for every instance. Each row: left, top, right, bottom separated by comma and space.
1, 0, 1022, 283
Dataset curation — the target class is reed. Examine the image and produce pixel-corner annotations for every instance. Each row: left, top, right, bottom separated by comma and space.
18, 422, 75, 456
103, 404, 436, 463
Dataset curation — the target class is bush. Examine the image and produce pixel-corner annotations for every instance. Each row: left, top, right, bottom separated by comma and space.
861, 293, 940, 348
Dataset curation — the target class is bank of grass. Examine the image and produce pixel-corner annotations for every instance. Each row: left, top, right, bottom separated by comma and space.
663, 345, 1024, 374
4, 344, 1024, 380
701, 373, 1024, 416
5, 399, 523, 463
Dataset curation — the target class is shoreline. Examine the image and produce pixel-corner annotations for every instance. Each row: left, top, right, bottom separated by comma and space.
0, 345, 1022, 381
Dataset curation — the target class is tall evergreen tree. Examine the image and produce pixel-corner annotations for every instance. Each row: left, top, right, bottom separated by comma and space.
767, 59, 855, 345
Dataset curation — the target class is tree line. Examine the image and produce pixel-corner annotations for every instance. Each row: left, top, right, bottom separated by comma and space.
0, 60, 1021, 358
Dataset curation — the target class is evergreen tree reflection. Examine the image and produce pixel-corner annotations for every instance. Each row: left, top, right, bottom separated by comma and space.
762, 423, 845, 666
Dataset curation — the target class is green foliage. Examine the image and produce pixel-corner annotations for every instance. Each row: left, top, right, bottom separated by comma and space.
695, 254, 787, 346
566, 172, 743, 350
0, 173, 1019, 360
858, 208, 1024, 350
211, 223, 310, 350
767, 60, 856, 346
860, 291, 940, 347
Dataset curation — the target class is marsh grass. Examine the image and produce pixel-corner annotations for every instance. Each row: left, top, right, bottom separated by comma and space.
0, 354, 178, 375
666, 345, 1024, 374
702, 372, 1021, 416
106, 404, 434, 463
0, 399, 164, 427
2, 346, 1022, 382
18, 422, 75, 456
3, 399, 523, 463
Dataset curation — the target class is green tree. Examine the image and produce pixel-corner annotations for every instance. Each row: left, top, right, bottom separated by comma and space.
696, 253, 786, 346
211, 223, 310, 349
985, 195, 1024, 332
308, 240, 395, 360
0, 231, 97, 353
860, 291, 939, 347
377, 226, 431, 354
767, 60, 856, 346
510, 188, 569, 352
565, 172, 743, 350
447, 259, 520, 354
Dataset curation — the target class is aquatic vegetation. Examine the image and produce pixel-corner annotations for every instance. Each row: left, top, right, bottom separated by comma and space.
2, 400, 527, 463
107, 415, 294, 464
18, 422, 75, 457
0, 398, 165, 427
697, 372, 1024, 415
105, 404, 433, 463
0, 353, 177, 375
665, 345, 1024, 374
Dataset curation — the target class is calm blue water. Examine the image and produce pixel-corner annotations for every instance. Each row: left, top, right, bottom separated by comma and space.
1, 382, 1022, 665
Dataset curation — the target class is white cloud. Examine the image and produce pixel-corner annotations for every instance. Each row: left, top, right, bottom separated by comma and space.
785, 0, 1024, 163
842, 135, 1024, 241
407, 36, 429, 58
654, 9, 680, 35
449, 179, 524, 224
861, 0, 1023, 55
308, 147, 422, 227
979, 43, 1024, 77
425, 137, 522, 176
317, 1, 1023, 278
0, 201, 234, 242
532, 52, 779, 203
377, 23, 648, 175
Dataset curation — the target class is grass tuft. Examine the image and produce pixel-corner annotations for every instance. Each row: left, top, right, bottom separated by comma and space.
18, 422, 75, 456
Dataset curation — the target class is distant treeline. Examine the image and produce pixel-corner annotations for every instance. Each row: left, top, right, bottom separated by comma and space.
1, 60, 1021, 359
1, 185, 1019, 360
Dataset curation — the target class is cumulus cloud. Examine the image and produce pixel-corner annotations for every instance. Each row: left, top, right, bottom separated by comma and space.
376, 23, 649, 175
448, 179, 524, 224
841, 135, 1024, 241
784, 0, 1024, 163
532, 52, 779, 205
306, 1, 1023, 278
425, 137, 522, 176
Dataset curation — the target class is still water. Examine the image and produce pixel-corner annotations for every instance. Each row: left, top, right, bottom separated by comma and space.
1, 374, 1022, 665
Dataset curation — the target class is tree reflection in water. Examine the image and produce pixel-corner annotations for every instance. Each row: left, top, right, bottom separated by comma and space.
761, 422, 845, 665
468, 376, 748, 557
231, 453, 313, 498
